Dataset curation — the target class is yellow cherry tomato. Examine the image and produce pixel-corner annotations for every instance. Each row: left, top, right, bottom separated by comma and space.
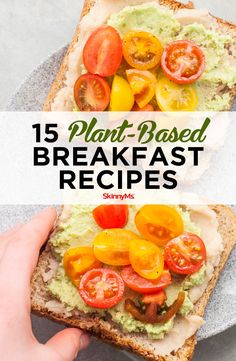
63, 247, 101, 286
135, 205, 184, 247
110, 75, 134, 111
156, 76, 198, 111
129, 238, 164, 280
123, 31, 163, 70
93, 228, 140, 266
126, 69, 157, 108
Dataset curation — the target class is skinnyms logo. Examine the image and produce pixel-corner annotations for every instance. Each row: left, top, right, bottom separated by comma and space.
103, 193, 135, 200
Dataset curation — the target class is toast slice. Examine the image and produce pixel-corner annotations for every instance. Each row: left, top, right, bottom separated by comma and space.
31, 205, 236, 361
43, 0, 236, 111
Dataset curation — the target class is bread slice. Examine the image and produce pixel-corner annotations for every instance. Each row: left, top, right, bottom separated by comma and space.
43, 0, 236, 111
31, 205, 236, 361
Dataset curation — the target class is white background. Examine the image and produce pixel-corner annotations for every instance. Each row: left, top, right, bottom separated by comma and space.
0, 1, 236, 360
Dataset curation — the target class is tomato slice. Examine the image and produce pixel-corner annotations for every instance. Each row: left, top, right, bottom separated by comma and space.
135, 205, 184, 247
121, 266, 171, 294
142, 290, 166, 306
74, 73, 110, 111
93, 205, 128, 229
129, 239, 164, 280
79, 268, 125, 308
155, 76, 198, 111
63, 247, 101, 286
161, 40, 205, 84
93, 228, 140, 266
83, 25, 123, 77
165, 233, 206, 275
125, 291, 185, 324
132, 103, 154, 111
126, 69, 157, 108
123, 31, 163, 70
110, 75, 134, 111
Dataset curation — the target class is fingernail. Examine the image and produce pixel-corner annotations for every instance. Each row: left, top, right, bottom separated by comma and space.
79, 333, 90, 350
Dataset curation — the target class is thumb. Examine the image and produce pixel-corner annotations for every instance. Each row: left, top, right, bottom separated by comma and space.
46, 328, 90, 361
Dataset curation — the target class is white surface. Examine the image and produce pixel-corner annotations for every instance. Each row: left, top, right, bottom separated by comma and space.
0, 1, 236, 360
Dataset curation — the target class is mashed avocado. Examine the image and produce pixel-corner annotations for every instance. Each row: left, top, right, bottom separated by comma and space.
48, 205, 205, 339
107, 2, 236, 111
184, 264, 207, 290
107, 3, 181, 45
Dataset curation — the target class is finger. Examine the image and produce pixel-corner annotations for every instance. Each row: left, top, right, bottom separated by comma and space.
0, 207, 57, 294
0, 224, 23, 259
46, 329, 90, 361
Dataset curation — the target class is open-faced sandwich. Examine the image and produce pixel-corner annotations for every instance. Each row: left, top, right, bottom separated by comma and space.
31, 204, 236, 361
44, 0, 236, 112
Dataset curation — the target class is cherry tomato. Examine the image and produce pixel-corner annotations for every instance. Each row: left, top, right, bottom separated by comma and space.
123, 31, 163, 70
93, 228, 140, 266
74, 73, 110, 111
93, 205, 128, 229
83, 25, 122, 77
161, 40, 205, 84
135, 205, 184, 247
79, 268, 125, 308
156, 76, 198, 111
129, 238, 164, 280
63, 247, 101, 286
132, 103, 154, 111
142, 290, 166, 306
165, 233, 206, 275
110, 75, 134, 111
126, 69, 157, 108
121, 266, 171, 294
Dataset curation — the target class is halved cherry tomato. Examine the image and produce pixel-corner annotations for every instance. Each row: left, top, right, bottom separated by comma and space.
132, 103, 154, 111
135, 205, 184, 247
63, 247, 101, 286
125, 291, 185, 324
93, 205, 128, 229
121, 266, 171, 294
142, 290, 166, 306
110, 75, 134, 111
93, 229, 140, 266
129, 239, 164, 280
83, 25, 122, 77
161, 40, 205, 84
126, 69, 157, 108
165, 233, 206, 275
123, 31, 163, 70
79, 268, 125, 308
156, 76, 198, 111
74, 73, 110, 111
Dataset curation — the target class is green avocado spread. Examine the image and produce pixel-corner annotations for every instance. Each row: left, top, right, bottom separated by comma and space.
48, 205, 206, 339
107, 2, 236, 111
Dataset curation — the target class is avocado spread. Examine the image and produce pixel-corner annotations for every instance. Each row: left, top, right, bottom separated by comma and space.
48, 205, 205, 339
107, 2, 236, 111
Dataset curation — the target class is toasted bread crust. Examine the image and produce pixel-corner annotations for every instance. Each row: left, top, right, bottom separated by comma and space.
43, 0, 236, 112
31, 205, 236, 361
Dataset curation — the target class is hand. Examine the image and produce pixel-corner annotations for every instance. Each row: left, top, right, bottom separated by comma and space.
0, 207, 90, 361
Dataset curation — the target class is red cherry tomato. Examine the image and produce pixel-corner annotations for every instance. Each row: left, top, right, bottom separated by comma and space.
132, 103, 154, 111
79, 268, 125, 309
93, 205, 128, 229
142, 290, 166, 306
83, 25, 123, 77
161, 40, 205, 84
165, 233, 206, 275
74, 74, 110, 111
121, 266, 171, 294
